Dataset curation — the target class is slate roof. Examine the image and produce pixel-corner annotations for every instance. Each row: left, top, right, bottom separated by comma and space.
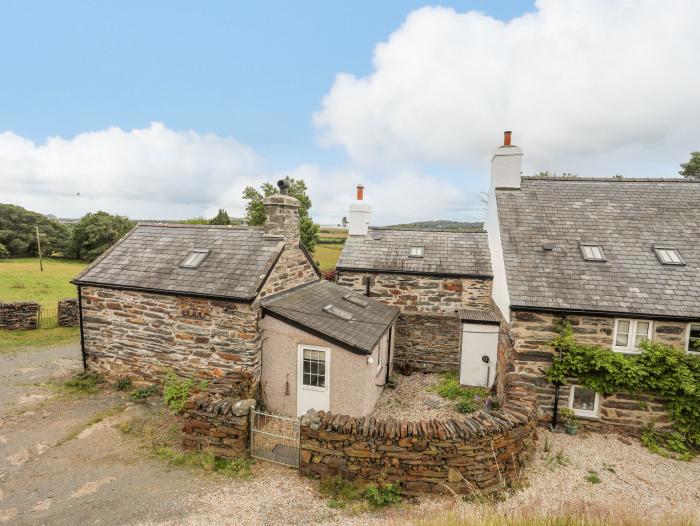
261, 280, 399, 353
496, 177, 700, 319
73, 224, 285, 300
337, 228, 492, 277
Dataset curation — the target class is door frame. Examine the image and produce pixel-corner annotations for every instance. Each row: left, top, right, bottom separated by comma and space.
296, 344, 331, 416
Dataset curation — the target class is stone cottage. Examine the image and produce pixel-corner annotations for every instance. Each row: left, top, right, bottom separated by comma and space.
485, 131, 700, 433
336, 188, 500, 386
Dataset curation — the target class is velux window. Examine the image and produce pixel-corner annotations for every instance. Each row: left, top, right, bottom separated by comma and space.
568, 385, 600, 418
613, 319, 652, 354
179, 249, 210, 269
687, 323, 700, 354
580, 244, 605, 261
409, 246, 424, 258
653, 246, 685, 266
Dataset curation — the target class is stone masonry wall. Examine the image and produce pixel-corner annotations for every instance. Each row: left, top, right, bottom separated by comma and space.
336, 272, 492, 313
299, 383, 537, 495
181, 394, 255, 458
58, 298, 79, 327
0, 301, 39, 330
393, 312, 462, 373
81, 287, 260, 397
257, 246, 319, 299
508, 310, 685, 434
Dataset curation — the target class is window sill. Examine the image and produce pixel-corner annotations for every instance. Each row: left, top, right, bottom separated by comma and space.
612, 349, 641, 355
573, 413, 601, 421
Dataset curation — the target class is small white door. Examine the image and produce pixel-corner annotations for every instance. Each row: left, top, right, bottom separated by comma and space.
459, 323, 499, 387
297, 345, 330, 416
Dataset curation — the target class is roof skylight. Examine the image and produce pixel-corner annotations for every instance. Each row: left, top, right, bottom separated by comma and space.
323, 304, 354, 320
654, 246, 685, 266
580, 244, 605, 262
179, 249, 210, 269
409, 246, 424, 258
342, 294, 368, 308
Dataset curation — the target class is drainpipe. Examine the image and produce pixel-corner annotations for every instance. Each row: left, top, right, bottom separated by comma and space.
551, 314, 567, 428
77, 285, 87, 371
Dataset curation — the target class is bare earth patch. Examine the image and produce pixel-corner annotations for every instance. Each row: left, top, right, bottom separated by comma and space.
371, 373, 463, 421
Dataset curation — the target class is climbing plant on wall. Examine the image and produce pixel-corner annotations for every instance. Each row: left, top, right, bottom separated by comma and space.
545, 320, 700, 448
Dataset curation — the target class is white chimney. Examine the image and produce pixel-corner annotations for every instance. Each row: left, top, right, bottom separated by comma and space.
490, 131, 522, 190
348, 184, 371, 236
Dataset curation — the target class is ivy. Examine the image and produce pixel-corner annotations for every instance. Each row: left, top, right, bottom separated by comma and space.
545, 320, 700, 448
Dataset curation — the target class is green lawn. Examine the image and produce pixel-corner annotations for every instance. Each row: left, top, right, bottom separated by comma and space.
0, 257, 86, 306
0, 327, 80, 352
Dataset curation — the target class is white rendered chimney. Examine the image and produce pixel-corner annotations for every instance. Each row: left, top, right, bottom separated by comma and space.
348, 184, 371, 236
490, 131, 522, 190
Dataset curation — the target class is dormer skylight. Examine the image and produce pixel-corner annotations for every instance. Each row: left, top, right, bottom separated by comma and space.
653, 246, 685, 266
342, 294, 368, 308
323, 304, 353, 320
409, 246, 424, 258
580, 244, 605, 262
179, 249, 210, 269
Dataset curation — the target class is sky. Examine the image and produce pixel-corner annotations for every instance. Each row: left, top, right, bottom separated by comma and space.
2, 0, 699, 225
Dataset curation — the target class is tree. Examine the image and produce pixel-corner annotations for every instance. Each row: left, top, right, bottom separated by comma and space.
0, 204, 71, 258
679, 152, 700, 179
209, 209, 232, 225
71, 211, 134, 261
242, 178, 320, 250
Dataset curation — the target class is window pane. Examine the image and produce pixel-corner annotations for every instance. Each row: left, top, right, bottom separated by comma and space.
689, 324, 700, 353
635, 321, 650, 347
572, 387, 596, 411
303, 372, 311, 386
615, 320, 630, 346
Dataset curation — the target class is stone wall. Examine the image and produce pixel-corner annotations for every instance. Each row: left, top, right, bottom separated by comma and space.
58, 298, 79, 327
257, 246, 319, 299
181, 394, 255, 458
336, 272, 492, 314
299, 384, 537, 494
0, 301, 39, 330
393, 312, 462, 373
508, 310, 684, 433
80, 286, 260, 397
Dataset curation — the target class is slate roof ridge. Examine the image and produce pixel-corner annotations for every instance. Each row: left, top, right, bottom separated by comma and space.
368, 227, 486, 234
135, 222, 256, 230
520, 176, 698, 183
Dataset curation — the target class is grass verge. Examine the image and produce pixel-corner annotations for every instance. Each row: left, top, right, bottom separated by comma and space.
0, 257, 85, 306
0, 327, 79, 352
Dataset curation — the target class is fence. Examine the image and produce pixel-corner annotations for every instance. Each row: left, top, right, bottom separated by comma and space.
250, 410, 300, 467
38, 306, 58, 328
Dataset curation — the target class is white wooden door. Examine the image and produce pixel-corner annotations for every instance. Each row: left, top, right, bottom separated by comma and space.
297, 345, 330, 416
459, 323, 499, 387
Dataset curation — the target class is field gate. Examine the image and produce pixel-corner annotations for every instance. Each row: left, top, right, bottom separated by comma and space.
250, 410, 300, 468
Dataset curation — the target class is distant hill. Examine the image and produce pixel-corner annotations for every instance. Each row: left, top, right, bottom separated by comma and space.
380, 220, 484, 232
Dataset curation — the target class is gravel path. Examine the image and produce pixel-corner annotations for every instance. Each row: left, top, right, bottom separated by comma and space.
371, 373, 465, 421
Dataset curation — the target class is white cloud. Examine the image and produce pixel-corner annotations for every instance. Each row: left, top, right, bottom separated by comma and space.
314, 0, 700, 176
1, 122, 262, 219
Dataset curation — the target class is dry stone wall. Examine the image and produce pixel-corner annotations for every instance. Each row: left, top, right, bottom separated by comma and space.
394, 312, 462, 373
58, 298, 79, 327
80, 286, 260, 397
299, 384, 537, 494
0, 301, 39, 330
508, 310, 684, 434
181, 394, 255, 458
336, 272, 492, 313
257, 246, 318, 299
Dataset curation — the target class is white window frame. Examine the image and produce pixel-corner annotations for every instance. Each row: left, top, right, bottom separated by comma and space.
298, 345, 330, 393
374, 334, 387, 375
568, 385, 600, 418
653, 246, 685, 266
580, 244, 605, 262
409, 246, 424, 258
686, 323, 700, 355
612, 318, 652, 354
179, 249, 210, 269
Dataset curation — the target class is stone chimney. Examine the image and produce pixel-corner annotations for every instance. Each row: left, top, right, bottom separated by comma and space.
263, 179, 300, 246
490, 130, 522, 190
348, 184, 371, 236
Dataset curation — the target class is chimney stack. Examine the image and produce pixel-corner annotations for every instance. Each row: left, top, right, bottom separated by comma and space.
348, 184, 371, 236
490, 130, 522, 190
263, 179, 300, 245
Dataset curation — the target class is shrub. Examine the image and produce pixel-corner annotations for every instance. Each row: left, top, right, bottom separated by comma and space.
585, 470, 601, 484
63, 372, 104, 394
433, 372, 495, 414
116, 378, 133, 390
162, 372, 194, 412
364, 483, 402, 508
130, 385, 158, 401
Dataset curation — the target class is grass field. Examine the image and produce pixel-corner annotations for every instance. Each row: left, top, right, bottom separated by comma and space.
0, 327, 80, 352
314, 227, 347, 272
0, 257, 86, 306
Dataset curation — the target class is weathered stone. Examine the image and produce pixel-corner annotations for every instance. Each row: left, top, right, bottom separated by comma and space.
0, 301, 39, 330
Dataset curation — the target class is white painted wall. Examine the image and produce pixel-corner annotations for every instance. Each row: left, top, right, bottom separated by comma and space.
348, 203, 371, 236
484, 144, 523, 322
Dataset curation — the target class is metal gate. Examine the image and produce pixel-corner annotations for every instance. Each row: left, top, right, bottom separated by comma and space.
38, 306, 58, 328
250, 410, 300, 468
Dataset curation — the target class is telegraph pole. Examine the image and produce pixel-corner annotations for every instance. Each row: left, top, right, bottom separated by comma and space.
35, 225, 43, 272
